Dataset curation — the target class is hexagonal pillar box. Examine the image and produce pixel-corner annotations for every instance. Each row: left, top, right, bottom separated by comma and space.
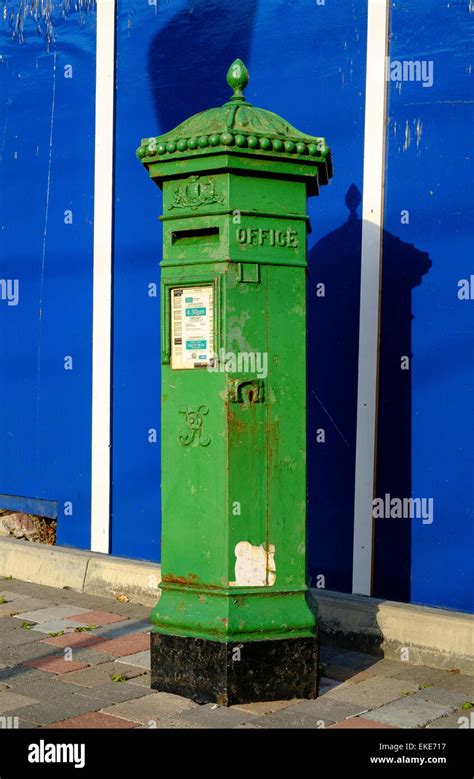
137, 60, 332, 705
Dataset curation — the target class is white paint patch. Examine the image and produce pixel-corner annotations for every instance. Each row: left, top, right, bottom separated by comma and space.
230, 542, 276, 587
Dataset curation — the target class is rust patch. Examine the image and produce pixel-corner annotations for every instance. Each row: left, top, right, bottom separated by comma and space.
266, 420, 280, 462
227, 407, 246, 435
162, 574, 191, 585
162, 573, 222, 590
162, 572, 200, 585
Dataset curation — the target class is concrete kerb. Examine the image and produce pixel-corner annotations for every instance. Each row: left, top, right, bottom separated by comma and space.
314, 589, 474, 675
0, 537, 161, 606
0, 537, 472, 674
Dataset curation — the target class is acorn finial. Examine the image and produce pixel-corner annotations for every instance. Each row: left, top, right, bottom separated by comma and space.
227, 59, 249, 102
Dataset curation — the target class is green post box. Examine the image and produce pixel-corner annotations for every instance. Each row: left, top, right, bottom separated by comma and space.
137, 60, 332, 705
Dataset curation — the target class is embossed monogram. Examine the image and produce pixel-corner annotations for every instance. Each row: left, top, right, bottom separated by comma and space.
170, 175, 224, 210
178, 405, 211, 447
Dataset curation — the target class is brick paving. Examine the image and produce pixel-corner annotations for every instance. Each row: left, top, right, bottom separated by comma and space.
0, 578, 472, 730
68, 610, 127, 626
24, 657, 89, 674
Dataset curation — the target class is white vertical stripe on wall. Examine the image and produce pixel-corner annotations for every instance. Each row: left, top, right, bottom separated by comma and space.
91, 0, 116, 553
352, 0, 389, 595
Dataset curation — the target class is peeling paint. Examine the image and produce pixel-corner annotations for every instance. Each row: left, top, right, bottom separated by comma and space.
226, 311, 253, 353
3, 0, 96, 49
415, 117, 423, 149
230, 541, 276, 587
403, 119, 410, 151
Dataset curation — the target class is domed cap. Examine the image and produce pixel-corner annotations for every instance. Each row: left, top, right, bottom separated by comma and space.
137, 59, 332, 185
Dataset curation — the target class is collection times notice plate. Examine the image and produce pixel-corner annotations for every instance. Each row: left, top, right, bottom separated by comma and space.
170, 286, 214, 370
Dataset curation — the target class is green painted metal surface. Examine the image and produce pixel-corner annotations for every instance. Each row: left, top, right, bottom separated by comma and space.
138, 60, 332, 643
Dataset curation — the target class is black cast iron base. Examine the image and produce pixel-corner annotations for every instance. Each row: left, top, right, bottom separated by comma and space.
150, 632, 319, 706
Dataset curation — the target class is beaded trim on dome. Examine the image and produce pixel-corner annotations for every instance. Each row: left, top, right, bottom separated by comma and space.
137, 59, 333, 182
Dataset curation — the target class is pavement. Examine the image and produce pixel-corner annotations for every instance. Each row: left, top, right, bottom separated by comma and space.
0, 578, 472, 729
